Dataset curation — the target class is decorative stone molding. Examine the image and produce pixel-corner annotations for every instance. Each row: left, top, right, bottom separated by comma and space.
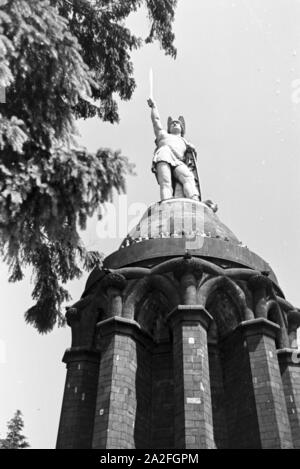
239, 318, 280, 339
248, 274, 273, 292
65, 306, 81, 325
167, 305, 213, 331
101, 272, 127, 291
173, 256, 203, 281
62, 346, 100, 364
277, 348, 300, 364
96, 316, 153, 350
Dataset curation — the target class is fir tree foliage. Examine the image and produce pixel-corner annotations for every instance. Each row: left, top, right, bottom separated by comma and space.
0, 410, 30, 449
0, 0, 177, 332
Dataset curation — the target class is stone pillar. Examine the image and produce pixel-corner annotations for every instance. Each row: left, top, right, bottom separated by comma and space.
174, 257, 202, 306
240, 318, 293, 449
92, 317, 152, 449
208, 341, 228, 449
286, 309, 300, 348
167, 305, 215, 449
56, 347, 100, 449
220, 327, 261, 449
102, 273, 126, 318
248, 275, 271, 318
277, 348, 300, 448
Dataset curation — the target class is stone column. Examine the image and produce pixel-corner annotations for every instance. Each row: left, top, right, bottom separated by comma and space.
167, 305, 214, 449
286, 309, 300, 349
174, 257, 202, 306
248, 275, 271, 319
240, 318, 293, 449
102, 273, 126, 318
277, 348, 300, 448
208, 340, 228, 449
92, 317, 152, 449
56, 347, 100, 449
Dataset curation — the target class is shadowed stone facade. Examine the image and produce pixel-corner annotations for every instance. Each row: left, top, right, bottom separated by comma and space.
57, 199, 300, 449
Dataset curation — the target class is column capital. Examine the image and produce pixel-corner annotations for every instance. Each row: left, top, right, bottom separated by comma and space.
101, 272, 127, 291
239, 318, 280, 339
287, 309, 300, 329
248, 274, 272, 291
167, 305, 213, 331
277, 348, 300, 366
62, 346, 100, 364
65, 307, 81, 326
173, 258, 203, 281
96, 316, 153, 349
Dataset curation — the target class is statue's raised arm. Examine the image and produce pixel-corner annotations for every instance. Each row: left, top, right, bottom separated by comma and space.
148, 98, 164, 139
148, 99, 201, 202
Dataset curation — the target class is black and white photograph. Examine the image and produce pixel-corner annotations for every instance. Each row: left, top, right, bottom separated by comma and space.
0, 0, 299, 451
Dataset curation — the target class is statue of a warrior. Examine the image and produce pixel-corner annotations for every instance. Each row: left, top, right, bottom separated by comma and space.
148, 98, 201, 201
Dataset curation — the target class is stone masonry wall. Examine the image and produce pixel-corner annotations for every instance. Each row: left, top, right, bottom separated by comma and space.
151, 343, 174, 448
57, 355, 99, 449
220, 329, 261, 449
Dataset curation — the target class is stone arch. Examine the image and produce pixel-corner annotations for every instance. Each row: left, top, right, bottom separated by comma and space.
234, 279, 254, 314
198, 276, 253, 321
123, 274, 180, 337
198, 276, 253, 339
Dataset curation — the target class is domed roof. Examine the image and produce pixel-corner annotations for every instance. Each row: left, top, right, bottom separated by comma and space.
104, 198, 278, 286
120, 199, 239, 248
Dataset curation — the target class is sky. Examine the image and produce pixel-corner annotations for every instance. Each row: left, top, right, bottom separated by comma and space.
1, 0, 300, 448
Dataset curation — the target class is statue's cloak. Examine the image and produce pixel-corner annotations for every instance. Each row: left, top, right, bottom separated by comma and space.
172, 148, 202, 201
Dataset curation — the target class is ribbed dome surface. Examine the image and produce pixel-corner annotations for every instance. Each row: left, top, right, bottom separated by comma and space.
102, 198, 279, 288
120, 199, 240, 248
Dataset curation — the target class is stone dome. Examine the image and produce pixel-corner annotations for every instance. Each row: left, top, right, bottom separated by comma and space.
104, 198, 278, 287
120, 199, 239, 247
